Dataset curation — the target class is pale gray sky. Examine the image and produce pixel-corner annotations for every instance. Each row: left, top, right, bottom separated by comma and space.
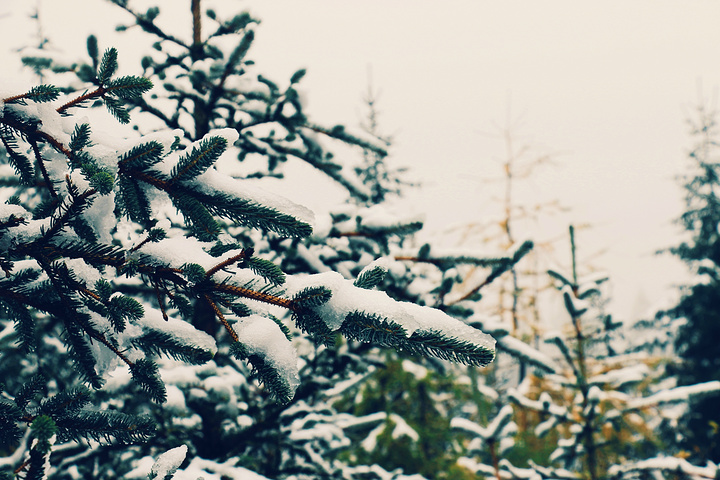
3, 1, 720, 319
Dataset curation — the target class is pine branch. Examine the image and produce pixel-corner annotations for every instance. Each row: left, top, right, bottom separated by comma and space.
54, 409, 156, 444
109, 1, 189, 48
169, 136, 227, 183
229, 342, 296, 404
205, 248, 251, 278
132, 328, 214, 364
2, 85, 60, 104
214, 282, 294, 310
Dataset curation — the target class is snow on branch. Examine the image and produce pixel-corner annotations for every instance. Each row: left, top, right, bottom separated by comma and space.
287, 271, 496, 367
625, 381, 720, 410
608, 456, 718, 480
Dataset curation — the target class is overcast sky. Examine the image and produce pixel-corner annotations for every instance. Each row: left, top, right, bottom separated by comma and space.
3, 1, 720, 320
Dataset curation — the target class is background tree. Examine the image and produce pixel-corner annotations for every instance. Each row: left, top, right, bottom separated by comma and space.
453, 226, 720, 480
661, 101, 720, 463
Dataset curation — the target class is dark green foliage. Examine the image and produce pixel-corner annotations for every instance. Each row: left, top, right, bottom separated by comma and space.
25, 85, 61, 103
32, 198, 57, 219
69, 123, 92, 152
663, 105, 720, 462
15, 375, 46, 409
293, 310, 334, 345
563, 289, 588, 317
224, 30, 254, 72
291, 286, 334, 343
97, 48, 119, 84
290, 68, 306, 85
292, 285, 332, 309
94, 278, 113, 300
132, 329, 214, 364
182, 262, 206, 283
54, 410, 155, 444
61, 319, 104, 389
129, 358, 167, 403
106, 295, 145, 331
118, 175, 152, 223
340, 311, 407, 345
340, 312, 495, 367
247, 256, 285, 285
105, 75, 154, 99
170, 193, 221, 241
354, 265, 387, 289
1, 298, 36, 352
227, 301, 252, 317
119, 141, 164, 169
229, 342, 294, 404
104, 95, 131, 123
170, 136, 227, 182
147, 227, 167, 242
87, 35, 99, 70
0, 117, 36, 186
39, 386, 92, 416
480, 239, 533, 287
30, 415, 58, 446
26, 415, 57, 480
0, 399, 23, 448
406, 330, 494, 367
49, 239, 125, 268
201, 192, 313, 238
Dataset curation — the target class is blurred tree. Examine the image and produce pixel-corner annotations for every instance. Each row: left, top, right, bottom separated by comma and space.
454, 226, 720, 480
661, 101, 720, 463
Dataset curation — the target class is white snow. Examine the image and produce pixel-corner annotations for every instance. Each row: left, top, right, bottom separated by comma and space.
175, 457, 273, 480
627, 381, 720, 410
233, 314, 300, 393
508, 389, 569, 420
286, 270, 495, 352
402, 359, 428, 380
451, 405, 514, 441
139, 307, 218, 356
358, 204, 424, 230
608, 456, 718, 479
497, 335, 559, 373
164, 385, 187, 412
589, 364, 650, 387
197, 166, 316, 226
360, 413, 419, 452
150, 445, 187, 480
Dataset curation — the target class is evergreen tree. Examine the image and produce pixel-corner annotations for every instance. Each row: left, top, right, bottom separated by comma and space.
0, 2, 526, 478
661, 101, 720, 463
452, 226, 720, 480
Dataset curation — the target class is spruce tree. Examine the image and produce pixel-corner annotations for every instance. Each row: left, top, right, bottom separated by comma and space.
660, 101, 720, 463
452, 226, 720, 480
0, 2, 528, 478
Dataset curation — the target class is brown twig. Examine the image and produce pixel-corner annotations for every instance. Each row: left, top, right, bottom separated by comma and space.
205, 249, 251, 278
191, 0, 202, 51
37, 131, 73, 159
14, 458, 30, 475
56, 87, 106, 115
214, 283, 294, 310
393, 255, 443, 266
153, 279, 169, 321
2, 93, 28, 104
204, 294, 239, 342
30, 137, 58, 198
